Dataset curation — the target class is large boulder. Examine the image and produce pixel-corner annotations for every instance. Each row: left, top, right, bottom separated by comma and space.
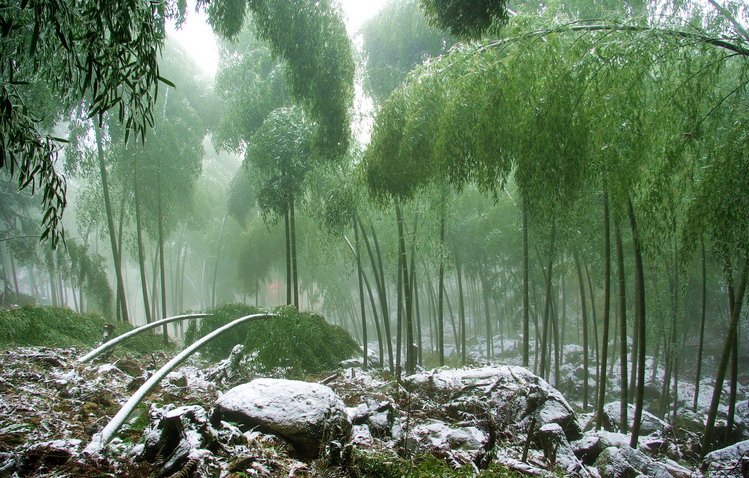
403, 366, 581, 441
702, 439, 749, 478
601, 402, 669, 436
212, 378, 351, 460
594, 445, 672, 478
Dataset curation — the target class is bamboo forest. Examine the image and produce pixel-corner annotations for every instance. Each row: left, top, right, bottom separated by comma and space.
1, 0, 749, 476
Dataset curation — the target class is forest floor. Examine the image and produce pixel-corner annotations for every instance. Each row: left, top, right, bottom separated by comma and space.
0, 344, 746, 477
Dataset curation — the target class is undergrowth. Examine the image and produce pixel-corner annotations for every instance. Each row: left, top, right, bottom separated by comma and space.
351, 450, 528, 477
185, 303, 360, 377
0, 305, 165, 352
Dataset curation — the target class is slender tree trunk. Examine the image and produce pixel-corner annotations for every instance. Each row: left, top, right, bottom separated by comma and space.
456, 249, 467, 365
444, 282, 459, 357
724, 281, 739, 442
596, 191, 612, 430
540, 221, 556, 380
628, 200, 647, 449
693, 238, 707, 411
395, 211, 404, 376
94, 123, 129, 323
395, 201, 415, 374
290, 198, 299, 308
151, 252, 159, 320
158, 172, 168, 344
615, 219, 628, 432
354, 215, 368, 368
438, 208, 446, 366
704, 259, 747, 452
211, 215, 227, 308
586, 264, 600, 384
575, 251, 590, 411
133, 153, 152, 324
522, 204, 530, 367
361, 222, 393, 371
10, 254, 19, 294
284, 207, 291, 305
479, 265, 493, 360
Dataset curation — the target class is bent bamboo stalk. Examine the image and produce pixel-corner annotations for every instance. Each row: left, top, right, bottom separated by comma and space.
84, 312, 277, 454
77, 313, 213, 363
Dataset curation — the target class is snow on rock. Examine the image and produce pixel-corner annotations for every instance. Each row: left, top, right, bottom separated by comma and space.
601, 402, 669, 436
17, 439, 82, 475
138, 404, 215, 477
594, 445, 672, 478
212, 378, 351, 460
536, 423, 587, 476
403, 366, 581, 441
405, 419, 486, 454
702, 439, 749, 478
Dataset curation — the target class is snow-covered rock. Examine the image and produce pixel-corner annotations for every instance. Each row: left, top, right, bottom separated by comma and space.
405, 419, 486, 454
139, 405, 214, 476
594, 445, 672, 478
536, 423, 587, 475
602, 402, 669, 436
212, 378, 351, 460
702, 439, 749, 478
403, 366, 581, 441
17, 439, 81, 475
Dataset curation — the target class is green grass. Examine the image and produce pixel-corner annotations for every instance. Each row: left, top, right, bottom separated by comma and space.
185, 304, 360, 377
0, 305, 166, 352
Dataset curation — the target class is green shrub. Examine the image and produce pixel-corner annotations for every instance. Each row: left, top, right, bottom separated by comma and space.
185, 304, 360, 376
0, 305, 166, 352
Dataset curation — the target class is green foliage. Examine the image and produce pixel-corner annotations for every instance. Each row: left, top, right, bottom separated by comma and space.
0, 306, 163, 352
185, 304, 360, 376
361, 0, 453, 105
213, 25, 290, 153
1, 0, 178, 246
420, 0, 509, 39
205, 0, 354, 159
352, 449, 526, 477
246, 106, 314, 221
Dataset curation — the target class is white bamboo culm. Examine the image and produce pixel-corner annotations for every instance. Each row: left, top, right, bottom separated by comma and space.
84, 313, 277, 455
77, 314, 213, 363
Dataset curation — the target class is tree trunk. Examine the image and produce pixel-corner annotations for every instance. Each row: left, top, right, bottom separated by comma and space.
693, 238, 707, 411
704, 259, 747, 452
540, 221, 556, 381
395, 201, 415, 374
211, 215, 227, 308
133, 153, 152, 324
290, 198, 299, 308
522, 204, 530, 368
284, 207, 292, 305
354, 215, 368, 368
596, 191, 612, 430
438, 207, 446, 366
574, 251, 590, 411
628, 199, 647, 449
158, 171, 168, 345
615, 218, 628, 432
361, 221, 393, 371
94, 123, 129, 323
456, 248, 467, 365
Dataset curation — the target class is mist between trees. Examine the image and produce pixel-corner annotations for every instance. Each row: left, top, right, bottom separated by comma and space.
1, 0, 748, 458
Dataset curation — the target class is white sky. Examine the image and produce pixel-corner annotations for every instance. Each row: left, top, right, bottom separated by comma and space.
168, 0, 389, 78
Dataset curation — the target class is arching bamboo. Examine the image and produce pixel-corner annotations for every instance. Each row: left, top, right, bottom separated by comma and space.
77, 314, 213, 363
84, 313, 277, 454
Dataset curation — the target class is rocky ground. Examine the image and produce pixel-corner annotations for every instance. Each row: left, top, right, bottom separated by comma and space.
0, 345, 747, 477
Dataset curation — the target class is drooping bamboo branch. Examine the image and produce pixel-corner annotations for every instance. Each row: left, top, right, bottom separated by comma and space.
84, 313, 277, 454
77, 314, 212, 363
